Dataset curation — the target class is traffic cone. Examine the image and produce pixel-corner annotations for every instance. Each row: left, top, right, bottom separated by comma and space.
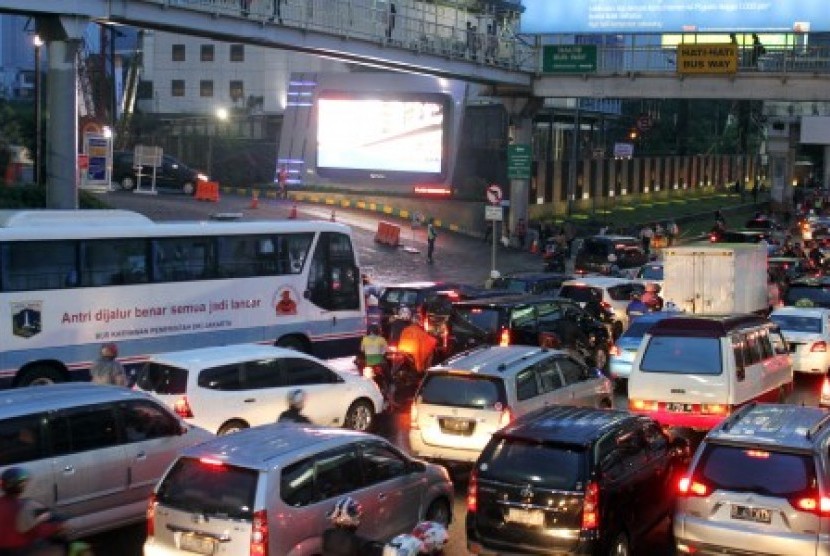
330, 209, 336, 222
288, 203, 297, 219
249, 189, 259, 209
530, 238, 539, 254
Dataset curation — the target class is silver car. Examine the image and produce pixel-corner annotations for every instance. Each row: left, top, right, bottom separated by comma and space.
0, 383, 213, 538
144, 424, 453, 556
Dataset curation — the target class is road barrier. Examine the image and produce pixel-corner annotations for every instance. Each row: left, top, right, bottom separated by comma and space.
195, 181, 220, 202
374, 221, 401, 247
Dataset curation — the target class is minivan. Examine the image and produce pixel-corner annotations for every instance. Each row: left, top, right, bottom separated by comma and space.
0, 383, 212, 538
145, 425, 454, 556
628, 314, 794, 431
574, 235, 647, 277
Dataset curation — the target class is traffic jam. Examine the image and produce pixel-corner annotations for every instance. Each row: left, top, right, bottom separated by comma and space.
5, 202, 830, 556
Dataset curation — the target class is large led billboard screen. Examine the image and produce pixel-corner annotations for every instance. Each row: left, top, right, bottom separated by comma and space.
316, 92, 450, 180
521, 1, 830, 34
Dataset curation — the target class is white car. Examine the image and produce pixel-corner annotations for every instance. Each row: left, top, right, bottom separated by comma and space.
769, 306, 830, 374
558, 276, 646, 337
134, 344, 384, 434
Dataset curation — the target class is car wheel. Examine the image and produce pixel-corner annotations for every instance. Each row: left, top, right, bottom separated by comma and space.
218, 419, 249, 435
344, 399, 374, 432
120, 176, 136, 191
276, 335, 309, 353
424, 498, 451, 526
17, 365, 64, 387
608, 531, 630, 556
182, 181, 196, 195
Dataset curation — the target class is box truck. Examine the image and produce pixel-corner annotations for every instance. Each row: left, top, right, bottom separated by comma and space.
661, 243, 768, 314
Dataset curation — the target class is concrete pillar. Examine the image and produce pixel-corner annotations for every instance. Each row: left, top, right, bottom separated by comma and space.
40, 16, 88, 209
501, 96, 541, 240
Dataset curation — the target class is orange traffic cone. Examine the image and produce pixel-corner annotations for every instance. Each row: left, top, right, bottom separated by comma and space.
330, 209, 336, 222
288, 203, 297, 219
249, 189, 259, 209
530, 238, 539, 254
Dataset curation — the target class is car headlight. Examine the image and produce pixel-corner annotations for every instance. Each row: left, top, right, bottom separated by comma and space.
197, 173, 209, 181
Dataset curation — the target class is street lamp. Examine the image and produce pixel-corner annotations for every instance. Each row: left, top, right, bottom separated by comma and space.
207, 108, 229, 178
33, 34, 43, 186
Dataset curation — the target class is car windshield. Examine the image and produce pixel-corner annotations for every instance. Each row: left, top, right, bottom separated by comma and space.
490, 278, 529, 293
769, 314, 823, 334
156, 457, 258, 520
784, 286, 830, 308
479, 438, 585, 491
638, 265, 663, 281
559, 285, 602, 303
419, 373, 506, 408
696, 444, 816, 498
453, 306, 501, 333
640, 336, 723, 374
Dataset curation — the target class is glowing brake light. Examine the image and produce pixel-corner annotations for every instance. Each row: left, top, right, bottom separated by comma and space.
467, 470, 478, 512
678, 477, 709, 497
173, 396, 194, 419
250, 509, 269, 556
629, 399, 658, 411
199, 457, 226, 467
498, 406, 513, 427
609, 345, 621, 357
701, 403, 729, 416
791, 494, 830, 516
822, 377, 830, 398
499, 327, 510, 346
812, 341, 827, 353
581, 481, 599, 530
146, 493, 157, 537
744, 449, 770, 459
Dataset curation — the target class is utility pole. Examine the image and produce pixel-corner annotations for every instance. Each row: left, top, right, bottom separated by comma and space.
567, 101, 582, 216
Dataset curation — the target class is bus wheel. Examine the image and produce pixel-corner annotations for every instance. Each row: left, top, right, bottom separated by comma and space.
276, 335, 309, 353
17, 365, 64, 387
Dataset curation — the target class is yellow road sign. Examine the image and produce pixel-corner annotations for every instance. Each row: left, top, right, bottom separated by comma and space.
676, 43, 738, 74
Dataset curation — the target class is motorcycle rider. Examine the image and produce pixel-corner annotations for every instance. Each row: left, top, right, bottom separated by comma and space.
0, 467, 68, 556
277, 389, 312, 424
641, 283, 664, 311
360, 325, 389, 371
322, 497, 384, 556
626, 290, 649, 319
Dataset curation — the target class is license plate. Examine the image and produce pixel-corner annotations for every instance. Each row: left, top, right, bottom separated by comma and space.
179, 533, 216, 555
665, 402, 694, 413
440, 418, 473, 434
731, 504, 772, 524
505, 508, 545, 527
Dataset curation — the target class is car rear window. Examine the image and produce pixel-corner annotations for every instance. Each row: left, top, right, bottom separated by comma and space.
419, 373, 506, 409
381, 288, 423, 306
491, 278, 529, 293
479, 437, 585, 491
135, 362, 188, 395
695, 444, 816, 498
785, 286, 830, 307
769, 314, 822, 334
156, 457, 258, 520
453, 306, 501, 333
640, 336, 722, 374
559, 285, 602, 303
639, 265, 664, 281
621, 319, 660, 340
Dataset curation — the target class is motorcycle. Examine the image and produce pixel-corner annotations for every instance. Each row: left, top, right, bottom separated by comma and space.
356, 349, 422, 411
543, 241, 569, 273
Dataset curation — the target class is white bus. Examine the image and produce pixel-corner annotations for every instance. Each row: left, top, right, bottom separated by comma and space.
0, 210, 365, 387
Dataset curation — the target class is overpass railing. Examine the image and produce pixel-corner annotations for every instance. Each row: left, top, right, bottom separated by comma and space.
151, 0, 537, 72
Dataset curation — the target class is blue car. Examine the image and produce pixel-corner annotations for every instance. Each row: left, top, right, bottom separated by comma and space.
608, 311, 682, 383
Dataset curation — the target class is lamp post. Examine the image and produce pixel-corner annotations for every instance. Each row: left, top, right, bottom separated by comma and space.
207, 107, 228, 179
33, 34, 43, 186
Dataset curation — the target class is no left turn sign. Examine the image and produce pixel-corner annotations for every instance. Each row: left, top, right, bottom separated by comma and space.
486, 184, 503, 206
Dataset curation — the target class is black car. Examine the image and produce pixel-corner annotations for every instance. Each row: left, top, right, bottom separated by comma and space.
467, 406, 690, 556
443, 295, 612, 369
708, 228, 773, 245
377, 281, 462, 337
783, 277, 830, 308
112, 151, 207, 195
574, 235, 647, 276
489, 272, 573, 296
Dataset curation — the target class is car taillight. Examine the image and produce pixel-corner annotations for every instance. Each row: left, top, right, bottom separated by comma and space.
250, 509, 269, 556
709, 233, 717, 242
629, 399, 658, 411
701, 403, 729, 416
173, 396, 194, 418
498, 406, 512, 428
609, 345, 621, 357
467, 470, 478, 512
678, 476, 709, 497
410, 402, 420, 429
423, 315, 430, 332
499, 327, 510, 346
791, 494, 830, 516
812, 341, 827, 353
146, 493, 157, 537
822, 377, 830, 398
581, 481, 599, 530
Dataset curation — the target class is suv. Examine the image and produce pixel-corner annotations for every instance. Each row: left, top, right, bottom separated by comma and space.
574, 235, 647, 277
409, 346, 613, 465
145, 425, 453, 556
784, 277, 830, 308
675, 403, 830, 555
559, 277, 647, 338
467, 406, 690, 555
0, 383, 212, 538
133, 344, 383, 435
444, 295, 612, 367
378, 281, 461, 336
112, 151, 208, 194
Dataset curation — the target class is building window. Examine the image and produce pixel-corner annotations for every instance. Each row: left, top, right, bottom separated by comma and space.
172, 44, 185, 62
230, 44, 245, 62
230, 81, 244, 103
201, 45, 215, 62
171, 80, 185, 97
200, 80, 214, 98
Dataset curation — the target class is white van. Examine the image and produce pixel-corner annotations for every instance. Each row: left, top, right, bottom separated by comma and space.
627, 315, 793, 431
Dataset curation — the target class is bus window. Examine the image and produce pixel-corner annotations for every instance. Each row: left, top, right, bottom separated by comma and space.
153, 238, 214, 282
1, 241, 77, 291
307, 233, 360, 311
276, 233, 313, 275
81, 239, 148, 286
218, 235, 265, 278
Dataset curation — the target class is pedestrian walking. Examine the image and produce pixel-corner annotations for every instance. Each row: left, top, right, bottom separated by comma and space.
426, 218, 437, 264
666, 220, 679, 246
751, 33, 765, 67
514, 218, 527, 249
639, 224, 654, 256
90, 343, 128, 386
386, 2, 396, 42
277, 165, 289, 199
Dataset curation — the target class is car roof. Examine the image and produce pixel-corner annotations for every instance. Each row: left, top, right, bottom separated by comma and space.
502, 272, 573, 281
770, 306, 830, 318
627, 311, 684, 325
586, 235, 639, 242
452, 294, 555, 307
434, 345, 561, 376
497, 406, 635, 447
561, 276, 640, 287
0, 383, 159, 417
789, 277, 830, 287
709, 403, 830, 450
383, 281, 446, 290
177, 424, 379, 470
147, 344, 319, 369
648, 314, 771, 337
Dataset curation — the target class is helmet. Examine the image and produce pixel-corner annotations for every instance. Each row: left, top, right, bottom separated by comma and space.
397, 306, 412, 321
411, 521, 448, 553
287, 389, 306, 410
1, 467, 29, 495
100, 342, 118, 358
382, 534, 423, 556
326, 497, 363, 528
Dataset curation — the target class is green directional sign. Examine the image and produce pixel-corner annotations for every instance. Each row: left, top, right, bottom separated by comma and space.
542, 45, 597, 74
507, 144, 532, 180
